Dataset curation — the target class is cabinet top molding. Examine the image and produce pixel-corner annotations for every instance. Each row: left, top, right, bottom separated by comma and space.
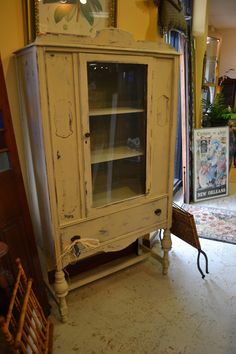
15, 28, 179, 56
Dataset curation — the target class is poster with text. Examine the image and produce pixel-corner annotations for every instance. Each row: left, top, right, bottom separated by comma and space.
194, 127, 229, 202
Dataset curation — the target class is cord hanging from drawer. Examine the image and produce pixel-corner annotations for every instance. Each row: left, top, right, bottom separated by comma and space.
60, 237, 101, 260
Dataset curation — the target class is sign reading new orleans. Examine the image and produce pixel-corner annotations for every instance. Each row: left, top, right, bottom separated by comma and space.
194, 127, 229, 202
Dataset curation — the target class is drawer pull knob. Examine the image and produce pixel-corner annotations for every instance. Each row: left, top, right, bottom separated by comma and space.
84, 132, 90, 138
155, 209, 162, 216
71, 235, 81, 242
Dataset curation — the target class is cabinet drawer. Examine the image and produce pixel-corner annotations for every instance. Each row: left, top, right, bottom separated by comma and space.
61, 198, 168, 255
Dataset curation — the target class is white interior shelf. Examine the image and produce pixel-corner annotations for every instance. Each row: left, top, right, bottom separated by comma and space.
92, 185, 141, 207
89, 107, 144, 116
91, 145, 143, 164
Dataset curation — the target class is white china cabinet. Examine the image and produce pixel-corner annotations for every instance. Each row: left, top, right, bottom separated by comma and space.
15, 29, 179, 321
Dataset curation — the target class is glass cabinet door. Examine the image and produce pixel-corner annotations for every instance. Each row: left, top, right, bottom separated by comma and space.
87, 61, 148, 207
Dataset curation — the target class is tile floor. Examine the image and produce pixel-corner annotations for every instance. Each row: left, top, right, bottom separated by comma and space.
51, 169, 236, 354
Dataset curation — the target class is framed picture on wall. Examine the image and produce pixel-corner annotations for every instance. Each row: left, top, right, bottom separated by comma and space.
24, 0, 117, 43
193, 126, 229, 202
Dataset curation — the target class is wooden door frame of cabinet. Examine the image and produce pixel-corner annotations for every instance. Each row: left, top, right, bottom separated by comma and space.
78, 53, 154, 217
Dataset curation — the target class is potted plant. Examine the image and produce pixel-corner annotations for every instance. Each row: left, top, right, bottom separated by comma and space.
202, 92, 235, 127
202, 93, 236, 167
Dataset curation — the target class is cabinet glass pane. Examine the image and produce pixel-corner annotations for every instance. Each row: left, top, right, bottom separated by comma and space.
87, 62, 147, 207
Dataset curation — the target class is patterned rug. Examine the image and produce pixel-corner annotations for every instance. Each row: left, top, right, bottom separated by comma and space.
230, 166, 236, 183
183, 204, 236, 245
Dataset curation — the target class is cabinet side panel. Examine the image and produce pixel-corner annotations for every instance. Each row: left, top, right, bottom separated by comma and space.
45, 52, 82, 223
151, 58, 174, 196
15, 51, 55, 268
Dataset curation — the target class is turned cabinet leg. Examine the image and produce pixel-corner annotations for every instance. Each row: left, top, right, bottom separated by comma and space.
161, 228, 172, 275
137, 237, 143, 256
54, 270, 69, 323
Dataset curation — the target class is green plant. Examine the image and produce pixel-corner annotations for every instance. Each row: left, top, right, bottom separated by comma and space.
222, 110, 236, 121
202, 92, 234, 126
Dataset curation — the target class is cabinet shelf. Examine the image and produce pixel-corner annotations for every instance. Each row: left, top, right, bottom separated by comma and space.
93, 184, 143, 207
91, 145, 143, 164
89, 107, 144, 117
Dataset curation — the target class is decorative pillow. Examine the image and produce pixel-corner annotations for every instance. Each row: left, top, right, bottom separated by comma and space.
155, 0, 187, 37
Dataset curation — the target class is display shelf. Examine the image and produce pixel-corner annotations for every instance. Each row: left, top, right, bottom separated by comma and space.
91, 145, 143, 164
93, 184, 143, 207
68, 250, 150, 291
89, 107, 144, 116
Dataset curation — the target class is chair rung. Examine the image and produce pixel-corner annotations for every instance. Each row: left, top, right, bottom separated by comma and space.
0, 258, 53, 353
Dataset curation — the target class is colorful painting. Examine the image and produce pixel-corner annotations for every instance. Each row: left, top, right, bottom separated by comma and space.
35, 0, 116, 37
193, 127, 229, 202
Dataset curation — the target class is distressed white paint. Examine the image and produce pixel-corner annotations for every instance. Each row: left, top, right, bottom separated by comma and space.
15, 29, 179, 321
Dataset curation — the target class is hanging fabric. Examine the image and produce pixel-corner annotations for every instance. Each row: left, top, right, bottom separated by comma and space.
154, 0, 187, 37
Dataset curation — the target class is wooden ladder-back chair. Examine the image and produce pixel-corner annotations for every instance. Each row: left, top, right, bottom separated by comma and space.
0, 258, 53, 353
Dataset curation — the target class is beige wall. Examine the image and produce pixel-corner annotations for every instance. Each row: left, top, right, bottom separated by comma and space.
218, 28, 236, 79
0, 1, 26, 175
194, 34, 208, 128
193, 4, 209, 128
117, 1, 161, 41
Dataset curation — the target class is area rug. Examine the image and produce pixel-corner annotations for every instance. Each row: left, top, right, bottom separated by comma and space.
230, 166, 236, 183
182, 204, 236, 245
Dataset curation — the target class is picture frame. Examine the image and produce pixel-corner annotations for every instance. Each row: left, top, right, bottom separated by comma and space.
193, 126, 229, 202
22, 0, 37, 44
24, 0, 117, 43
